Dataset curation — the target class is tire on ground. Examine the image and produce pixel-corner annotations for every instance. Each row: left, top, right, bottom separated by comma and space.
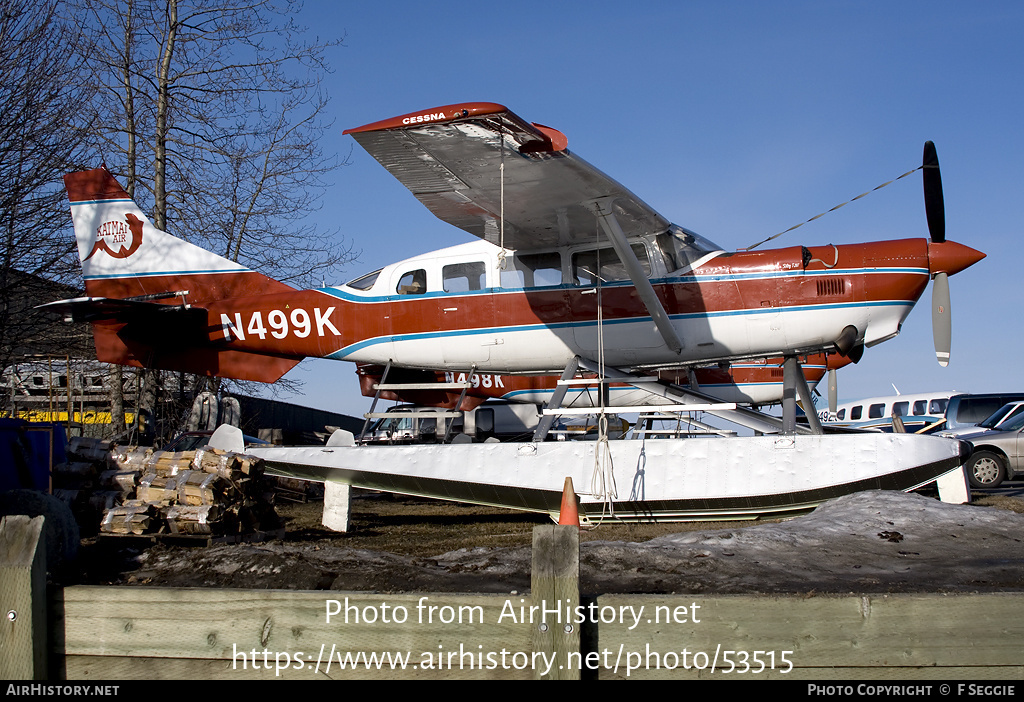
965, 450, 1006, 489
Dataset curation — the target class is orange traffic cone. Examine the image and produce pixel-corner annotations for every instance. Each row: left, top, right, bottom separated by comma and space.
558, 476, 580, 527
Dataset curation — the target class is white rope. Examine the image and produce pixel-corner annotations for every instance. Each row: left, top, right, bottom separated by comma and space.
591, 413, 617, 519
497, 132, 507, 272
591, 225, 616, 517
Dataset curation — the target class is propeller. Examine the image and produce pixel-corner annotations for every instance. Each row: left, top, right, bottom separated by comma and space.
823, 142, 981, 413
923, 141, 952, 366
923, 141, 945, 243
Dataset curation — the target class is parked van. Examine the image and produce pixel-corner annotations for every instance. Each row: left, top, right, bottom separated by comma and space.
942, 393, 1024, 433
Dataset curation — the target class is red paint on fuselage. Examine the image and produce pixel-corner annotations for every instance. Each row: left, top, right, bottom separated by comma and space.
83, 237, 945, 374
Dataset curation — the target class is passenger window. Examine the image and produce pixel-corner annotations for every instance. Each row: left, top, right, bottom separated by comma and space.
892, 401, 909, 417
868, 403, 885, 419
913, 400, 927, 415
850, 406, 862, 420
500, 252, 562, 288
930, 399, 948, 414
572, 244, 650, 285
443, 262, 485, 292
396, 269, 426, 295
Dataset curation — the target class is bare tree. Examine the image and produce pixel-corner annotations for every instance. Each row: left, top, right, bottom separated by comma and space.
0, 0, 95, 382
76, 0, 351, 285
72, 0, 351, 439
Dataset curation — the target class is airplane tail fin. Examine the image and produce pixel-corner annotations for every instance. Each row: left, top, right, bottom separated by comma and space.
64, 168, 292, 301
55, 169, 300, 382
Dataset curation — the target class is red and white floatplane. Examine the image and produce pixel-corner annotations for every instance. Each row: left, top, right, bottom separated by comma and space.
52, 102, 983, 521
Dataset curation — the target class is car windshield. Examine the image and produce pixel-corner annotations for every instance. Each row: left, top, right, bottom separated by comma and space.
164, 434, 210, 451
997, 412, 1024, 433
994, 404, 1024, 428
977, 404, 1015, 428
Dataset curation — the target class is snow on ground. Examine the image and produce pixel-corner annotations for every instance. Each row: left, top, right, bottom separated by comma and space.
440, 491, 1024, 594
115, 490, 1024, 595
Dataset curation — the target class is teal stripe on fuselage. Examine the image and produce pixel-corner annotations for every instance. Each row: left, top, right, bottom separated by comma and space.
326, 299, 914, 360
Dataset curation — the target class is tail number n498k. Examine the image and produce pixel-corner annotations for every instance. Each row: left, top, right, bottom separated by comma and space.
220, 308, 339, 341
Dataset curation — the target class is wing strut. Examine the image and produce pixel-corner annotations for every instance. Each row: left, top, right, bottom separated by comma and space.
576, 358, 810, 435
588, 197, 683, 354
532, 356, 580, 442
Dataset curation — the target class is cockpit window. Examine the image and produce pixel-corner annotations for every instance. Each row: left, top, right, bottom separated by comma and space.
657, 225, 723, 273
572, 244, 650, 285
346, 269, 382, 290
396, 269, 426, 295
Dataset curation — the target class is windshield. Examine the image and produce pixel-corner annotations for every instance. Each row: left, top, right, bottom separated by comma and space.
656, 225, 724, 274
978, 403, 1023, 428
346, 269, 382, 290
997, 412, 1024, 433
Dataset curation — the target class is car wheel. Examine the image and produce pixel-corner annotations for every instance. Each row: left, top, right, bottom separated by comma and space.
966, 450, 1006, 489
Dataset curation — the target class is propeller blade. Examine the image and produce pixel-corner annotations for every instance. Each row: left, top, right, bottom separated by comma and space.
923, 141, 945, 243
932, 270, 951, 366
828, 368, 837, 415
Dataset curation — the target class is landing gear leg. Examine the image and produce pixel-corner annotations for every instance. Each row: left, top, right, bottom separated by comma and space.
782, 357, 823, 435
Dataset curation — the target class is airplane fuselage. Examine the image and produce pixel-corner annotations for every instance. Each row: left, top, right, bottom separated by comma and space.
81, 225, 939, 382
62, 98, 984, 391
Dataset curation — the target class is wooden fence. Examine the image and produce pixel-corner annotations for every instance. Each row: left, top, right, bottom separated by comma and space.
2, 515, 1023, 680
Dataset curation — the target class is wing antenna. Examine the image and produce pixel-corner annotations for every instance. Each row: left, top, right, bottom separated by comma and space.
742, 164, 922, 251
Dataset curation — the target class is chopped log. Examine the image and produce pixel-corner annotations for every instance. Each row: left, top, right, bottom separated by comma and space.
100, 501, 158, 535
164, 504, 222, 535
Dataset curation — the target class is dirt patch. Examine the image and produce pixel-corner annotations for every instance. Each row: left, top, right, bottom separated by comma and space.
972, 493, 1024, 514
76, 491, 733, 593
70, 487, 1024, 595
74, 487, 1024, 597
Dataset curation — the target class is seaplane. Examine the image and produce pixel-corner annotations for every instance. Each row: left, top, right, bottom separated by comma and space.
354, 356, 846, 411
49, 102, 985, 521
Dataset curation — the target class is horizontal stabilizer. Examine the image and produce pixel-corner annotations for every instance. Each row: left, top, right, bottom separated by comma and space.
41, 296, 302, 383
38, 295, 203, 324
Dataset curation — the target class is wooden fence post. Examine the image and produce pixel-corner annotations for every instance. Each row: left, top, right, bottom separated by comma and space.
531, 524, 580, 680
0, 515, 47, 679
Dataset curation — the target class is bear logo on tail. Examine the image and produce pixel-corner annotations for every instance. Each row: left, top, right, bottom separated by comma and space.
84, 213, 144, 260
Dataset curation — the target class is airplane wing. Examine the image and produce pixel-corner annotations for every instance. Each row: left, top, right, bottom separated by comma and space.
344, 103, 671, 249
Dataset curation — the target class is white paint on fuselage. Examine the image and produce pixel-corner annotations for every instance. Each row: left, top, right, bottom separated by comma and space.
339, 299, 916, 373
334, 238, 922, 373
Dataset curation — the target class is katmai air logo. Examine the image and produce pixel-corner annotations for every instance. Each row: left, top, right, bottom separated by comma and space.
84, 213, 144, 260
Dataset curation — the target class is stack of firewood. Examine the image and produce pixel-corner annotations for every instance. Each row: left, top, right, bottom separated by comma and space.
54, 438, 279, 538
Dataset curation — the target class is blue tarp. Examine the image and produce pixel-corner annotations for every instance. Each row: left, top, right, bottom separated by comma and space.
0, 419, 67, 492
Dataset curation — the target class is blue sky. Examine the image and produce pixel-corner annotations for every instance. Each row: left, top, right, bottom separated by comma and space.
269, 1, 1024, 418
